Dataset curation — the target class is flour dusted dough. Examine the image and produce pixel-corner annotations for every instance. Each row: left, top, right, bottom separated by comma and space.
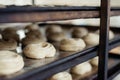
50, 72, 72, 80
90, 57, 98, 66
23, 42, 56, 59
71, 62, 92, 75
84, 33, 99, 46
72, 27, 88, 38
60, 38, 86, 51
0, 51, 24, 75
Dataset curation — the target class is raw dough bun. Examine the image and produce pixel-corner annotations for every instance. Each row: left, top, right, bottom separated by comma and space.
47, 32, 66, 42
22, 36, 46, 47
2, 27, 17, 34
90, 57, 98, 66
2, 27, 20, 42
72, 27, 88, 38
50, 72, 72, 80
0, 51, 24, 75
25, 24, 39, 31
110, 46, 120, 55
95, 30, 115, 40
23, 42, 56, 59
0, 39, 17, 50
71, 62, 92, 75
2, 33, 20, 42
46, 25, 63, 34
60, 38, 86, 51
25, 30, 42, 37
83, 33, 99, 46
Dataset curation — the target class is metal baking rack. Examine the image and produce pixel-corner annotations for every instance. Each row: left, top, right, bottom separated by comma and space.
0, 0, 120, 80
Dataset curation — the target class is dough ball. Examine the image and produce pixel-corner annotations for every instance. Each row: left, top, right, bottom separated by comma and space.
0, 39, 17, 51
90, 57, 98, 66
46, 25, 63, 34
110, 46, 120, 55
71, 62, 92, 75
50, 72, 72, 80
2, 33, 20, 43
83, 33, 99, 46
47, 32, 66, 42
23, 42, 56, 59
2, 28, 19, 42
25, 30, 42, 37
72, 27, 88, 38
25, 24, 39, 31
2, 27, 17, 34
95, 30, 115, 40
60, 38, 86, 51
0, 51, 24, 75
22, 36, 46, 47
22, 36, 45, 47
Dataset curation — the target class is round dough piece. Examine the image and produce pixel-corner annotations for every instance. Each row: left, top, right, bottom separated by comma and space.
71, 62, 92, 75
46, 25, 63, 34
60, 38, 86, 51
83, 33, 99, 46
2, 33, 20, 43
22, 36, 46, 47
50, 72, 72, 80
25, 24, 39, 31
72, 27, 88, 38
0, 39, 17, 51
0, 51, 24, 75
90, 57, 99, 66
47, 32, 66, 42
23, 42, 56, 59
2, 27, 17, 34
25, 30, 42, 37
95, 30, 115, 40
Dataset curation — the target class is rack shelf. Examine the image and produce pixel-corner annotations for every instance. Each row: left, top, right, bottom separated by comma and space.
0, 3, 120, 80
0, 36, 118, 80
0, 6, 120, 23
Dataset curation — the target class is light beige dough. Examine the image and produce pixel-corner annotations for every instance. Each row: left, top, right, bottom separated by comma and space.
71, 62, 92, 75
83, 33, 99, 46
50, 71, 72, 80
0, 51, 24, 75
60, 38, 86, 51
23, 42, 56, 59
90, 57, 99, 66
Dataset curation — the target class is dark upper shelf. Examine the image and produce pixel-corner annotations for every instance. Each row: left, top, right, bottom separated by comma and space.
0, 6, 120, 23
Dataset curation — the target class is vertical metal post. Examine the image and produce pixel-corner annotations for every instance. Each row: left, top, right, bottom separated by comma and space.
98, 0, 110, 80
32, 0, 35, 6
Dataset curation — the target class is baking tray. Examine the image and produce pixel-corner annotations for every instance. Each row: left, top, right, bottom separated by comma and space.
0, 24, 120, 80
